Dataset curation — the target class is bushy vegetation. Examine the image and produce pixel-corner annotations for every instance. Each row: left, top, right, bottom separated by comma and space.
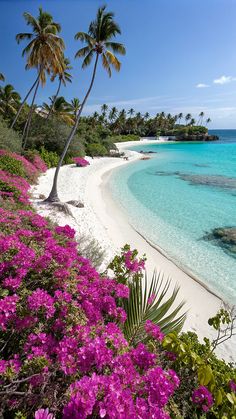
0, 117, 22, 153
0, 151, 235, 418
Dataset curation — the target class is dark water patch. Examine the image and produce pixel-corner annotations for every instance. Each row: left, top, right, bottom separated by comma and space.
202, 227, 236, 259
154, 170, 236, 191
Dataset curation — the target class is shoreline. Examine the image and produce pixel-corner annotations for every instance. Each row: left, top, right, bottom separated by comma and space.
31, 140, 236, 362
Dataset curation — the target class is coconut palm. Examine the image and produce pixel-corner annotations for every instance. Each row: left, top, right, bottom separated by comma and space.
206, 117, 211, 126
108, 106, 118, 123
47, 57, 72, 120
198, 111, 204, 126
122, 270, 186, 345
70, 98, 81, 119
128, 108, 135, 117
177, 112, 183, 124
11, 7, 64, 144
0, 84, 21, 118
42, 96, 74, 125
185, 113, 192, 125
46, 5, 125, 202
0, 73, 5, 82
144, 112, 150, 120
101, 103, 108, 118
190, 118, 196, 126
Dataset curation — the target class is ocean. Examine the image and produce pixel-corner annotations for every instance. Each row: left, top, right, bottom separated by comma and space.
109, 130, 236, 303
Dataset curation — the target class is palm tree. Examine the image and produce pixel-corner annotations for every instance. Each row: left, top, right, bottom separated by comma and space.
190, 118, 196, 126
101, 103, 108, 118
11, 7, 64, 143
0, 73, 5, 82
42, 96, 74, 125
198, 111, 204, 126
206, 117, 211, 126
46, 5, 125, 202
0, 84, 21, 118
177, 112, 183, 124
128, 108, 135, 117
47, 57, 72, 119
185, 113, 192, 125
70, 98, 80, 119
144, 112, 150, 120
108, 106, 118, 123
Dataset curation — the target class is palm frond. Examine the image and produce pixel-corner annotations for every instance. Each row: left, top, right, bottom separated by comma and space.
105, 41, 126, 55
102, 53, 111, 77
75, 46, 91, 59
74, 31, 95, 47
105, 50, 121, 72
16, 33, 33, 44
81, 50, 95, 69
23, 12, 40, 32
122, 270, 186, 345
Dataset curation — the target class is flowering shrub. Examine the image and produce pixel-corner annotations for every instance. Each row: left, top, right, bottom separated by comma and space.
0, 150, 235, 418
0, 149, 38, 182
0, 169, 30, 204
73, 157, 90, 167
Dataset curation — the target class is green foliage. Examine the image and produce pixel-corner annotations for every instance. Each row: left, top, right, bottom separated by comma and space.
39, 147, 59, 168
111, 134, 140, 142
0, 179, 21, 200
162, 328, 236, 418
0, 155, 25, 177
86, 142, 107, 156
27, 115, 85, 157
108, 245, 186, 344
0, 117, 22, 153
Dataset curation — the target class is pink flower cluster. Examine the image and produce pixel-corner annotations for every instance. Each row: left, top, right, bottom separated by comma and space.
0, 151, 180, 418
145, 320, 164, 342
0, 149, 39, 181
192, 385, 214, 412
0, 169, 30, 204
124, 249, 146, 273
73, 157, 90, 167
31, 154, 48, 173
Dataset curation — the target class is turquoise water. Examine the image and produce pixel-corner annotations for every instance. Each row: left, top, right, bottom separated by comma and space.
109, 132, 236, 303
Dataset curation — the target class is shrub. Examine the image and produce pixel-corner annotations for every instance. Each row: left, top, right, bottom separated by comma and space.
23, 150, 48, 173
28, 115, 85, 157
39, 147, 59, 168
0, 149, 38, 182
0, 169, 30, 204
86, 142, 107, 156
73, 157, 90, 167
0, 154, 26, 178
0, 117, 22, 153
110, 134, 140, 143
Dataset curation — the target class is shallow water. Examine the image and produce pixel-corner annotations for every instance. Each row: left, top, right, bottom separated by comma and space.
110, 132, 236, 303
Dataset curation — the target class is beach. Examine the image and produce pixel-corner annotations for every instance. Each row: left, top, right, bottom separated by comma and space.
31, 140, 236, 362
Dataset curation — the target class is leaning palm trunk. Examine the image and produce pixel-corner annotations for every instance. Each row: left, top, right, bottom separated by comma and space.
22, 78, 40, 150
46, 78, 62, 120
45, 53, 99, 202
10, 74, 40, 129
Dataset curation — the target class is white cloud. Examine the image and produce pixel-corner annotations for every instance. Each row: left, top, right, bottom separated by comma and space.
196, 83, 209, 88
213, 75, 236, 85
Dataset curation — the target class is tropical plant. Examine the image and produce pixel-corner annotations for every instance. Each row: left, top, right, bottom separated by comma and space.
101, 103, 108, 118
206, 117, 211, 126
109, 106, 118, 122
42, 96, 74, 125
185, 113, 192, 125
0, 84, 21, 118
70, 97, 80, 119
46, 5, 126, 202
0, 117, 22, 152
12, 7, 65, 147
47, 56, 72, 119
0, 73, 5, 82
177, 112, 183, 124
108, 245, 186, 345
198, 111, 205, 125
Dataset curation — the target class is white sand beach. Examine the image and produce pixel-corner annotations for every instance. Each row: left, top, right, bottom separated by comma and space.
31, 139, 236, 362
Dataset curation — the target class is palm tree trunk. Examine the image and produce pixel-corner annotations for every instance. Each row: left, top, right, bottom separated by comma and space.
45, 53, 99, 202
46, 78, 62, 120
10, 74, 40, 129
22, 79, 40, 150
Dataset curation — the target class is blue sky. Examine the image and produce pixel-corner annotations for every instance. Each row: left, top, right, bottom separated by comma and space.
1, 0, 236, 128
